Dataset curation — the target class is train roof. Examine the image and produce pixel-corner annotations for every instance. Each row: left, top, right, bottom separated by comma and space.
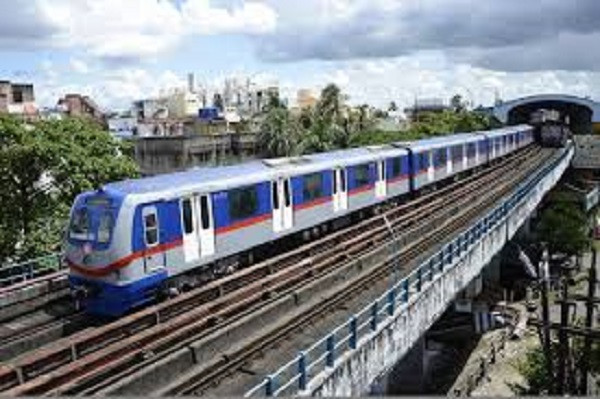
395, 132, 483, 151
105, 145, 409, 198
482, 124, 531, 138
101, 126, 532, 200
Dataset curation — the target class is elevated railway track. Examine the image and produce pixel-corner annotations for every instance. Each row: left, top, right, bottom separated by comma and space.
0, 145, 555, 395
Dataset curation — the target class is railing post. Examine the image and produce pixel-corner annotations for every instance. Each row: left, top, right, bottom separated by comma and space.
370, 301, 378, 331
416, 268, 422, 292
387, 288, 396, 316
349, 316, 357, 349
265, 375, 274, 397
429, 258, 435, 281
298, 352, 307, 391
326, 334, 335, 367
403, 279, 409, 303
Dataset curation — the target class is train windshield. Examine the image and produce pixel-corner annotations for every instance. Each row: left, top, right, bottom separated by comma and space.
70, 208, 91, 241
69, 196, 115, 245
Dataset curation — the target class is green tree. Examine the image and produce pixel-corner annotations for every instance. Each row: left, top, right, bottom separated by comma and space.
535, 200, 590, 257
514, 346, 554, 395
0, 115, 139, 262
258, 107, 301, 158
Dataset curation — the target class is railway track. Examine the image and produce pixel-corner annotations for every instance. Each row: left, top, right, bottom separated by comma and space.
0, 148, 522, 367
162, 147, 554, 396
0, 271, 69, 323
0, 145, 549, 395
0, 309, 90, 362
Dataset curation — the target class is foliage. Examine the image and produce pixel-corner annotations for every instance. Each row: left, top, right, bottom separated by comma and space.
514, 346, 554, 395
257, 87, 494, 159
0, 114, 139, 263
535, 199, 591, 257
258, 107, 301, 158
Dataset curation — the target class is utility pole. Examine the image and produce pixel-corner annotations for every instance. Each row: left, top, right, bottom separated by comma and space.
579, 248, 598, 394
557, 260, 572, 395
539, 247, 555, 392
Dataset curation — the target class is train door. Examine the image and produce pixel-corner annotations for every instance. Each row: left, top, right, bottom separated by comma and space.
181, 195, 215, 262
181, 197, 200, 263
375, 160, 387, 198
142, 205, 165, 272
194, 194, 215, 257
427, 151, 434, 182
462, 144, 468, 169
272, 178, 293, 232
333, 168, 348, 212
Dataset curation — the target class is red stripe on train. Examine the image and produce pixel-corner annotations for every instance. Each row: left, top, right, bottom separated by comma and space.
68, 239, 183, 278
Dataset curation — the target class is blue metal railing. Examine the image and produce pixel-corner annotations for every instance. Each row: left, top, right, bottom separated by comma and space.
0, 252, 65, 287
245, 146, 572, 397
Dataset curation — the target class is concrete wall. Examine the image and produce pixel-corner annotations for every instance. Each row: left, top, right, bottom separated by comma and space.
133, 133, 257, 175
307, 147, 573, 397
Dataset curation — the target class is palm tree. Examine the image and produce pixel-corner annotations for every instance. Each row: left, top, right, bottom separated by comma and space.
258, 107, 300, 158
317, 84, 343, 122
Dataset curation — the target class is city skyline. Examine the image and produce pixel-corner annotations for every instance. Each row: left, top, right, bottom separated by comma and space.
1, 0, 599, 111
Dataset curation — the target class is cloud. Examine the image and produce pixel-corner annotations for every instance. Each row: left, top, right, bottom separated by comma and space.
0, 0, 61, 48
296, 54, 600, 111
258, 0, 600, 72
1, 0, 277, 64
69, 58, 90, 74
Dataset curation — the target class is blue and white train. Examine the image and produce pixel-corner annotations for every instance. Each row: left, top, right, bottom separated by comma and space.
66, 125, 534, 316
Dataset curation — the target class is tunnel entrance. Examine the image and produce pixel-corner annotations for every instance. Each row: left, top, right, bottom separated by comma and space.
507, 100, 593, 135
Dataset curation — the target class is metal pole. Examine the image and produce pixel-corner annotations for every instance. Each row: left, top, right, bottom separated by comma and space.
579, 249, 597, 394
539, 247, 555, 393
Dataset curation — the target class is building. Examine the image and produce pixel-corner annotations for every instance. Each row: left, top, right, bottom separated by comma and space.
107, 113, 138, 138
57, 94, 105, 126
132, 98, 169, 120
404, 98, 449, 122
297, 89, 318, 109
0, 80, 37, 117
165, 89, 202, 118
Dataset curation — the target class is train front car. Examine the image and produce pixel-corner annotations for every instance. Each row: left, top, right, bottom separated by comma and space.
65, 188, 151, 317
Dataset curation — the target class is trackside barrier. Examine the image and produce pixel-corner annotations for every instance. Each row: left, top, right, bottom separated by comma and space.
244, 146, 573, 397
0, 252, 64, 287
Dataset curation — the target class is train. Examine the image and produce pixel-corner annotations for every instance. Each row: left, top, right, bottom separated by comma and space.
530, 108, 571, 147
66, 125, 534, 317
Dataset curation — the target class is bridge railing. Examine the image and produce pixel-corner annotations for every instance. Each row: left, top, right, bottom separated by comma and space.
0, 252, 65, 287
245, 146, 571, 397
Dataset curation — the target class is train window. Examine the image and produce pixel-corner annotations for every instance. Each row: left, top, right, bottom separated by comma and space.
70, 208, 90, 240
200, 195, 210, 230
284, 180, 291, 207
304, 173, 323, 202
97, 212, 113, 243
354, 164, 370, 187
451, 145, 462, 161
391, 158, 402, 177
272, 182, 279, 210
144, 210, 159, 247
467, 143, 476, 157
436, 148, 447, 166
182, 199, 193, 234
229, 186, 258, 221
420, 153, 428, 170
340, 169, 346, 192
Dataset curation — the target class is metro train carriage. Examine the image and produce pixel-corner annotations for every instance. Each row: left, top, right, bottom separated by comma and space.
66, 124, 535, 317
397, 133, 488, 191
